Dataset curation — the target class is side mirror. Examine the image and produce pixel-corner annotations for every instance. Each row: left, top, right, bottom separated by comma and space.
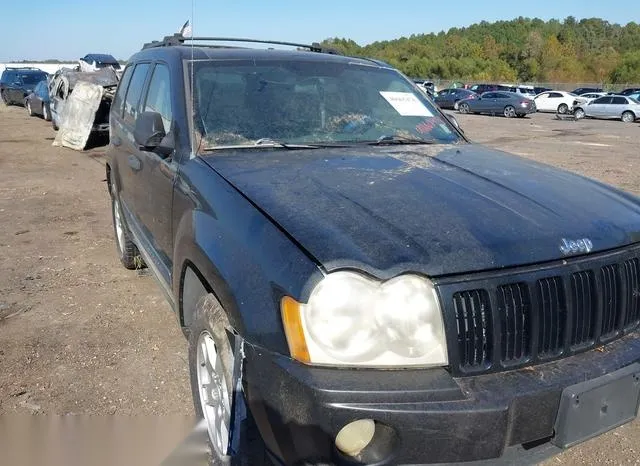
133, 112, 173, 157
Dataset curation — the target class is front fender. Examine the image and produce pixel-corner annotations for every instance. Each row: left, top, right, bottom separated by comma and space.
172, 159, 324, 355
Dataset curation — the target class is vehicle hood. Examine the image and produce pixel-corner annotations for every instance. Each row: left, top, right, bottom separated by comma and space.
202, 145, 640, 278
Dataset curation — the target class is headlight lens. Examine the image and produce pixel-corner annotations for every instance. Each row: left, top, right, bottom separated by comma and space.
282, 272, 448, 367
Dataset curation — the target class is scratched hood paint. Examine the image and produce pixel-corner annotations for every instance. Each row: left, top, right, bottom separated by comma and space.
203, 145, 640, 278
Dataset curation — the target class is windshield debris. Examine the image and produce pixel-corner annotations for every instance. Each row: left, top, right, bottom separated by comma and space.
191, 60, 462, 151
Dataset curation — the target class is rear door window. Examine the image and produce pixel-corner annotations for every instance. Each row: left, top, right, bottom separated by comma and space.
592, 97, 612, 105
123, 63, 151, 126
611, 97, 627, 105
112, 65, 134, 118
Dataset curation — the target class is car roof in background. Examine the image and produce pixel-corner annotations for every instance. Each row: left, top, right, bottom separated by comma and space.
82, 53, 118, 64
2, 67, 46, 74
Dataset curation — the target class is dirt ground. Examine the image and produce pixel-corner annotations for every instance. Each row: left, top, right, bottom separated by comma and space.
0, 103, 639, 465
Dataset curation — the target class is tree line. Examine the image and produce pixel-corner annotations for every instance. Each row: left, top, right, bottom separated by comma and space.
321, 17, 640, 84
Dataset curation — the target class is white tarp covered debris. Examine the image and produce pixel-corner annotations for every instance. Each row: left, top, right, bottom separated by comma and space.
52, 81, 104, 151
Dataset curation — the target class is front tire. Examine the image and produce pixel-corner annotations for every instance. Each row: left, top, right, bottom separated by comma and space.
574, 108, 585, 119
188, 294, 268, 466
503, 105, 516, 118
26, 100, 34, 117
458, 102, 470, 114
557, 103, 569, 114
110, 182, 143, 270
621, 111, 635, 123
1, 91, 9, 106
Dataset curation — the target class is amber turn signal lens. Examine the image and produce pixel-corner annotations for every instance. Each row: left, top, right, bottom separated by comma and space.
281, 296, 311, 363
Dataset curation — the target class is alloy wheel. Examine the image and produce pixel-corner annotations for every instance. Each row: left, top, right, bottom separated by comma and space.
196, 331, 231, 456
504, 106, 516, 118
112, 199, 126, 256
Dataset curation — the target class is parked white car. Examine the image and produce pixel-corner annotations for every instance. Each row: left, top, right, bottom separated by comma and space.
533, 91, 577, 114
570, 92, 608, 112
573, 95, 640, 122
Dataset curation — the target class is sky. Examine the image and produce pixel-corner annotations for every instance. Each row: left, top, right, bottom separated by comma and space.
0, 0, 636, 62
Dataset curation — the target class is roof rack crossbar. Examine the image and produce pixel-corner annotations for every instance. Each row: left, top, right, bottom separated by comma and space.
142, 34, 340, 55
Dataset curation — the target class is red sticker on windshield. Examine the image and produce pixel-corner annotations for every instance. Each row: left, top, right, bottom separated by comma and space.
416, 119, 437, 134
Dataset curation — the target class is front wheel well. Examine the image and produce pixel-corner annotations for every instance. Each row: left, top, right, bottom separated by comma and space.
179, 262, 213, 329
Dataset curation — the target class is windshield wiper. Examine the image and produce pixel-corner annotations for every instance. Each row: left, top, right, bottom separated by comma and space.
255, 138, 354, 149
204, 138, 353, 151
368, 135, 437, 145
254, 138, 303, 149
206, 139, 321, 151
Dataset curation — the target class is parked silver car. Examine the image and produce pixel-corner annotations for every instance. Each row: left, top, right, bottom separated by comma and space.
457, 91, 536, 118
573, 95, 640, 122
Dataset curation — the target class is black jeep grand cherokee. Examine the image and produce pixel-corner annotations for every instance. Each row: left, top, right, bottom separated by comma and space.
106, 34, 640, 465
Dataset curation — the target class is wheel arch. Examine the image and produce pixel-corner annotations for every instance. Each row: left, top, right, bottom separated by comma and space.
622, 110, 635, 121
172, 212, 245, 338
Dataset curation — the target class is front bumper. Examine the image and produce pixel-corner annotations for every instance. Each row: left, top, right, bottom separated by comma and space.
243, 331, 640, 465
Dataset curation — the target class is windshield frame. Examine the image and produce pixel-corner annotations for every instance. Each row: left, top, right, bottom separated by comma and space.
183, 56, 467, 157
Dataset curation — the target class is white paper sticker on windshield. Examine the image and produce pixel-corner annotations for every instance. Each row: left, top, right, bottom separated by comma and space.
379, 91, 433, 117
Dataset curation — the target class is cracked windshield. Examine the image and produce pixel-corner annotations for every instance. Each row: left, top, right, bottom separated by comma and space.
191, 58, 462, 150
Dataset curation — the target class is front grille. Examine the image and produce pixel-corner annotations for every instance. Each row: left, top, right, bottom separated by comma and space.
600, 264, 621, 337
537, 277, 566, 356
622, 258, 640, 327
497, 283, 531, 363
440, 246, 640, 375
569, 271, 597, 347
452, 290, 492, 369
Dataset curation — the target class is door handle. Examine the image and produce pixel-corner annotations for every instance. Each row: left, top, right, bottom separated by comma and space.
128, 155, 142, 171
112, 136, 122, 147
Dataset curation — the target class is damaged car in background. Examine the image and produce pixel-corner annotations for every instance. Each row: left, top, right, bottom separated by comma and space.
49, 67, 119, 150
78, 53, 122, 73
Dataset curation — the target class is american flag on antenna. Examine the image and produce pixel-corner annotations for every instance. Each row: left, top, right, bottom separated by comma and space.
179, 20, 192, 38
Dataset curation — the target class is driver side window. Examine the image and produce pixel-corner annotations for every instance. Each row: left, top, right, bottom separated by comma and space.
143, 64, 172, 132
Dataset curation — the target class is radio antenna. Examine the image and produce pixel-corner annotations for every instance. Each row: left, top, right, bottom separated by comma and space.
190, 0, 196, 157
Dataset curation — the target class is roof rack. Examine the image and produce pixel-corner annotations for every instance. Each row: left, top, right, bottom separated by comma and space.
142, 34, 341, 55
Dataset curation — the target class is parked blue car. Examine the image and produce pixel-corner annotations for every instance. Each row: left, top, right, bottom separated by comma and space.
25, 80, 52, 121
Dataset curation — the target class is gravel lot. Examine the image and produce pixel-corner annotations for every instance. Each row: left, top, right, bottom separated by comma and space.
0, 103, 638, 464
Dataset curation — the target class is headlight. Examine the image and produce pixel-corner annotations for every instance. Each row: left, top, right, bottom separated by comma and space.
281, 272, 448, 367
